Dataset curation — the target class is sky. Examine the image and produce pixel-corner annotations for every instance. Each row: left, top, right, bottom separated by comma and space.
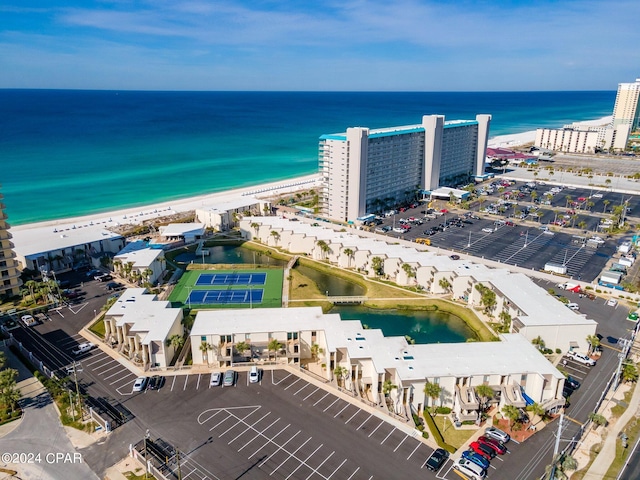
1, 0, 639, 91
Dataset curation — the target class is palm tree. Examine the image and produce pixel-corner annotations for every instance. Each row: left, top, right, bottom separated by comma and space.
333, 365, 349, 387
199, 341, 210, 365
526, 402, 547, 421
263, 204, 271, 216
142, 268, 154, 284
586, 334, 600, 355
342, 248, 354, 268
113, 259, 123, 274
167, 334, 185, 351
382, 380, 397, 397
603, 199, 610, 213
402, 263, 416, 283
310, 343, 324, 361
565, 195, 572, 208
25, 279, 37, 302
578, 220, 587, 231
316, 240, 331, 260
235, 341, 249, 359
475, 384, 494, 412
0, 368, 20, 415
530, 191, 538, 203
370, 257, 384, 277
438, 278, 451, 293
423, 381, 442, 413
622, 362, 639, 383
250, 222, 260, 238
269, 230, 280, 247
502, 404, 520, 429
268, 338, 283, 361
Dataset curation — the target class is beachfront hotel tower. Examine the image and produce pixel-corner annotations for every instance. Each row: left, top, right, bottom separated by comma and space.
0, 186, 22, 300
611, 77, 640, 148
318, 114, 491, 222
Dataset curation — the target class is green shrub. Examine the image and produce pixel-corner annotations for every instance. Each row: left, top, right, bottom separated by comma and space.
423, 410, 456, 453
435, 406, 452, 415
422, 431, 429, 439
555, 348, 562, 354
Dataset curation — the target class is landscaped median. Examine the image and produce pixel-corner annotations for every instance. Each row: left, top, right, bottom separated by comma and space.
423, 410, 457, 453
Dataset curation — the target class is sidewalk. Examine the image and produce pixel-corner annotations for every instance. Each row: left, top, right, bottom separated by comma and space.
583, 378, 640, 479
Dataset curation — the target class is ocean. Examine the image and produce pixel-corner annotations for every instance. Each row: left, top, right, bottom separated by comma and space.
1, 90, 615, 226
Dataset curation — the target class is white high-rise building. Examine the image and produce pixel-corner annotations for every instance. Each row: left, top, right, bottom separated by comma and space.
319, 114, 491, 223
612, 78, 640, 131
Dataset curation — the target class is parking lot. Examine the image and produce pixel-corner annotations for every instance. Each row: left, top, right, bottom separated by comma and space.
366, 179, 637, 282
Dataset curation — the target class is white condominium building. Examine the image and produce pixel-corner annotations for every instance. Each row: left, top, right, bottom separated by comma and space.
319, 114, 491, 223
612, 78, 640, 131
0, 186, 21, 299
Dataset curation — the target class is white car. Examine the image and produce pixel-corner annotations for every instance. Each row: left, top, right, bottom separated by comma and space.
72, 342, 95, 356
591, 193, 603, 198
132, 376, 149, 392
607, 298, 618, 307
20, 314, 38, 327
481, 227, 493, 233
566, 303, 580, 311
249, 366, 260, 384
590, 236, 605, 244
210, 372, 222, 387
568, 351, 596, 366
485, 426, 510, 443
453, 458, 486, 479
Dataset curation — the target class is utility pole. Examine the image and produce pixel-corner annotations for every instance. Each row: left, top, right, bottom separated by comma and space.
144, 429, 150, 479
549, 413, 564, 480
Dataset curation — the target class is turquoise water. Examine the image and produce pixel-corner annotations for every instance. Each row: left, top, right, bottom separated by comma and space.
1, 90, 615, 225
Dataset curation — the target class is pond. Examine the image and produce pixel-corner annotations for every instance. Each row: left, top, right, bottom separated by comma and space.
173, 244, 287, 267
330, 305, 477, 344
294, 264, 365, 297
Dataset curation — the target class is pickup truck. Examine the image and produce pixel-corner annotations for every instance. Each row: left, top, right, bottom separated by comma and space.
567, 351, 596, 366
72, 342, 95, 356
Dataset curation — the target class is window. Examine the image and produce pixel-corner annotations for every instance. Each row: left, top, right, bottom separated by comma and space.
201, 336, 207, 342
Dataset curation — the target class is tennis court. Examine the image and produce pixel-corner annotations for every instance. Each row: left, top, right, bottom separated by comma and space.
187, 289, 264, 305
195, 272, 266, 286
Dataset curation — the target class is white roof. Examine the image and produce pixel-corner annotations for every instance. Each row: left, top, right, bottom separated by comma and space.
12, 222, 123, 258
196, 196, 263, 213
115, 242, 163, 267
159, 223, 205, 237
106, 288, 181, 344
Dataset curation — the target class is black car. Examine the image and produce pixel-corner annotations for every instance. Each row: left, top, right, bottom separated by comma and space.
425, 448, 449, 472
148, 375, 166, 390
105, 282, 122, 291
565, 375, 581, 390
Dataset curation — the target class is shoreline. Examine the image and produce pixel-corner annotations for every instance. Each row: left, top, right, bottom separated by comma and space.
11, 115, 613, 234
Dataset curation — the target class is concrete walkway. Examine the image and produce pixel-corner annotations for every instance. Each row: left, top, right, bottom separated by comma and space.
583, 379, 640, 479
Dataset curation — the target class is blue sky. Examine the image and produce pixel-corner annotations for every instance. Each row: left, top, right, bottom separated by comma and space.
1, 0, 639, 91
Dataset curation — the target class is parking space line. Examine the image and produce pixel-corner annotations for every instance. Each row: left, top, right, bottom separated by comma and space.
109, 372, 135, 386
304, 451, 334, 480
96, 364, 122, 376
260, 430, 301, 469
170, 376, 177, 391
219, 408, 262, 439
334, 404, 350, 418
271, 371, 292, 386
346, 467, 360, 480
237, 418, 281, 452
84, 355, 110, 367
272, 437, 311, 476
293, 383, 308, 395
313, 392, 330, 406
326, 458, 347, 479
284, 378, 302, 390
247, 424, 290, 459
407, 442, 421, 460
345, 409, 360, 425
92, 359, 119, 372
393, 435, 407, 452
381, 428, 395, 444
284, 444, 323, 480
199, 409, 224, 425
103, 368, 127, 380
356, 414, 372, 430
303, 387, 319, 401
323, 398, 340, 412
368, 421, 384, 438
183, 375, 189, 391
196, 374, 202, 390
228, 412, 271, 445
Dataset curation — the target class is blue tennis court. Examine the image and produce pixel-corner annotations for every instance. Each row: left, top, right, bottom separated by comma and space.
195, 272, 267, 286
187, 289, 264, 305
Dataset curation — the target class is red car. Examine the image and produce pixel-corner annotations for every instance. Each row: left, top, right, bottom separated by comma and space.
478, 435, 507, 455
469, 441, 495, 460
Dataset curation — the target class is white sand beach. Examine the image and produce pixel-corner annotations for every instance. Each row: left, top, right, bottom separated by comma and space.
488, 115, 613, 148
11, 173, 322, 232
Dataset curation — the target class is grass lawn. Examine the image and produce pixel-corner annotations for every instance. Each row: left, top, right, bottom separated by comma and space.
88, 316, 106, 339
433, 415, 475, 449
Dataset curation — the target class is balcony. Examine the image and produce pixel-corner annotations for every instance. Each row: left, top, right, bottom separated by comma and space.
502, 384, 527, 408
455, 385, 480, 410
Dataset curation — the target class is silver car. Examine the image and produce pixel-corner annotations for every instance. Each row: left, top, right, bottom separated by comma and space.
485, 426, 510, 443
223, 370, 236, 387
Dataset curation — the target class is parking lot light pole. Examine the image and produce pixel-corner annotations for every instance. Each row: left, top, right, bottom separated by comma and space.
144, 429, 150, 479
467, 230, 472, 248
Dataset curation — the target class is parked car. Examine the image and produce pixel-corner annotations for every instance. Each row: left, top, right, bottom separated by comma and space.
148, 375, 166, 390
453, 458, 486, 479
484, 426, 510, 443
210, 372, 222, 387
481, 227, 493, 233
566, 303, 580, 310
469, 441, 495, 460
223, 370, 236, 387
567, 351, 596, 366
478, 436, 507, 455
607, 298, 618, 307
71, 342, 95, 356
20, 314, 38, 327
425, 448, 449, 472
462, 450, 490, 471
95, 273, 112, 282
105, 282, 123, 291
132, 376, 149, 392
565, 375, 581, 390
249, 366, 260, 384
